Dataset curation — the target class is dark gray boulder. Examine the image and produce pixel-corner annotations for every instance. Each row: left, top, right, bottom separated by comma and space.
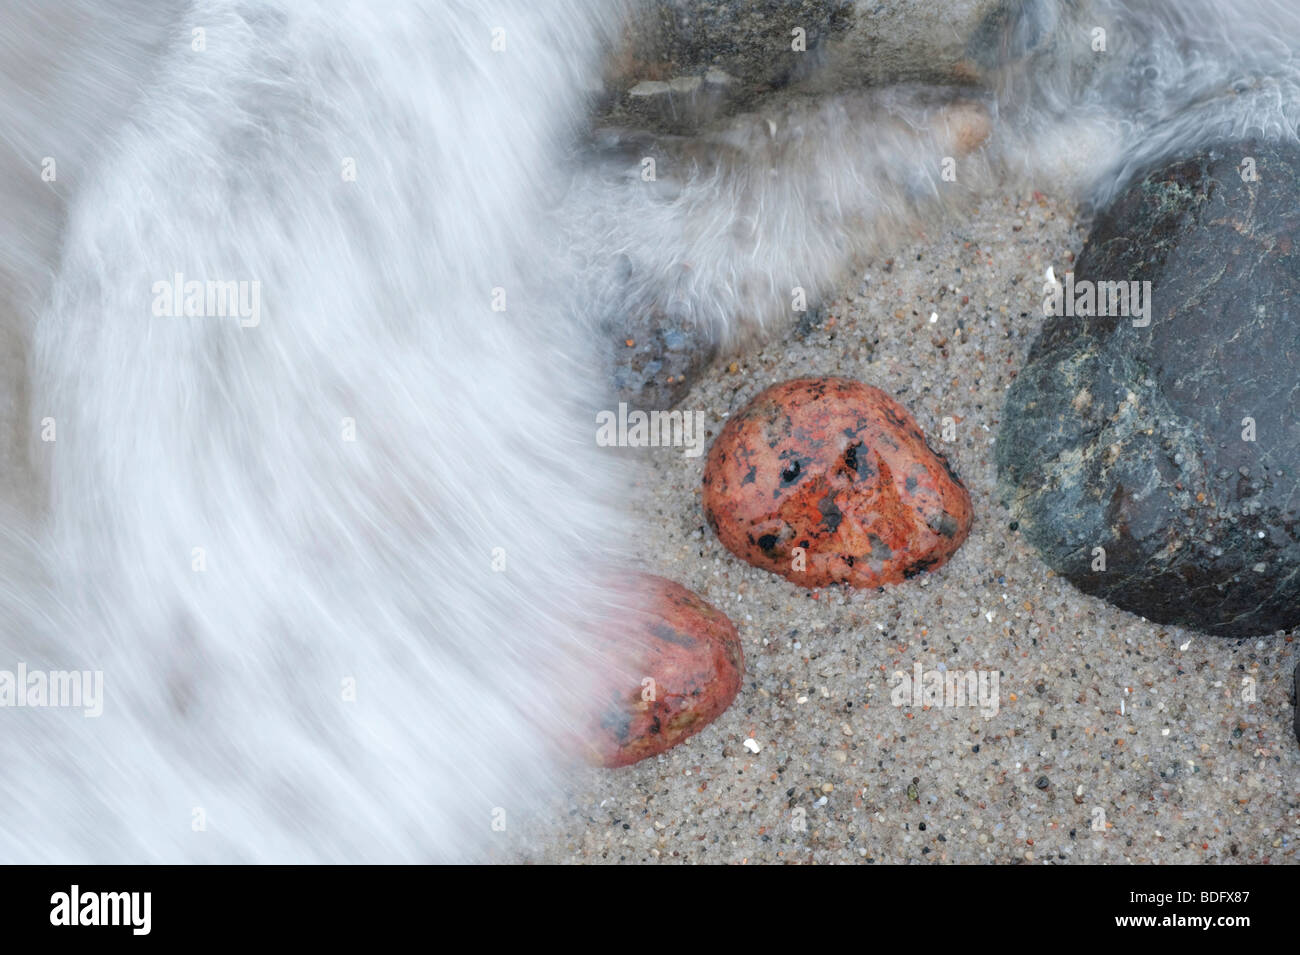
998, 140, 1300, 638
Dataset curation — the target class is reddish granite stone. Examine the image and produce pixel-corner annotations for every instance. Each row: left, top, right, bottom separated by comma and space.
589, 576, 744, 768
703, 377, 972, 588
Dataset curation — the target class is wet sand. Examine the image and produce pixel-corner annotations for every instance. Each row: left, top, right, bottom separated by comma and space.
528, 186, 1298, 864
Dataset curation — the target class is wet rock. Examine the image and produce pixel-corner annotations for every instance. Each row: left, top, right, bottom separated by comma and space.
604, 306, 716, 409
703, 377, 972, 588
588, 575, 744, 768
602, 0, 1022, 133
609, 67, 743, 135
997, 140, 1300, 638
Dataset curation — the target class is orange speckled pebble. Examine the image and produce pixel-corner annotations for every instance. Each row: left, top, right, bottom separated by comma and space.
702, 377, 972, 589
589, 575, 744, 769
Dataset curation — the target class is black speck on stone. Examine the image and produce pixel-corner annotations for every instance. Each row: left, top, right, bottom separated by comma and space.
997, 140, 1300, 638
1035, 775, 1050, 790
1293, 660, 1299, 746
817, 493, 843, 533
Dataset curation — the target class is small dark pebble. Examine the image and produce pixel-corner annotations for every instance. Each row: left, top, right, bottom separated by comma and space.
1293, 661, 1299, 745
1035, 776, 1050, 790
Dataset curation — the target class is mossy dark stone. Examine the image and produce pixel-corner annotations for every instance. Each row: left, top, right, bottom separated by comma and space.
998, 141, 1300, 638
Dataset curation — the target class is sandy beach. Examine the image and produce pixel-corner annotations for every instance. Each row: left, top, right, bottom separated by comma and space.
529, 187, 1299, 864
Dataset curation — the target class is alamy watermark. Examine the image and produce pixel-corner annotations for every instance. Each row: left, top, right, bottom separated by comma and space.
1042, 267, 1151, 327
890, 662, 1000, 718
596, 403, 706, 457
152, 272, 261, 327
0, 663, 103, 717
50, 885, 150, 935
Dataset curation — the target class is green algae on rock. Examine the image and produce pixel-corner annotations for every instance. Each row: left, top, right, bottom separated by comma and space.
997, 141, 1300, 638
